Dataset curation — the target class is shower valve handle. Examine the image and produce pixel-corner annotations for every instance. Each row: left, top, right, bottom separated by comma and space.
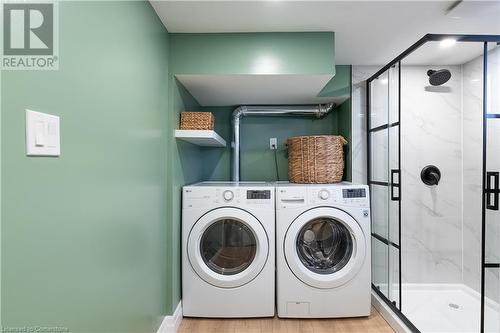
421, 165, 441, 186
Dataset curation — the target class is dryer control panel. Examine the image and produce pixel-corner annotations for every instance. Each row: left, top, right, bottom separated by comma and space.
277, 184, 369, 209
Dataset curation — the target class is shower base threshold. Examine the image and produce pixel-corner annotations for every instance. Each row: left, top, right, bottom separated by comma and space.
378, 283, 499, 333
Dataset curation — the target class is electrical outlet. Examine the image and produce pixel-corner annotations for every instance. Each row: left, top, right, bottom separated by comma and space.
270, 138, 278, 150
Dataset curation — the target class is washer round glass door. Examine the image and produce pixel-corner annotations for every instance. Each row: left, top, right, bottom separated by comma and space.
284, 207, 366, 289
188, 207, 269, 288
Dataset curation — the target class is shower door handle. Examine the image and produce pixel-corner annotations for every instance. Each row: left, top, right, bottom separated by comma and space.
390, 169, 400, 201
486, 171, 499, 211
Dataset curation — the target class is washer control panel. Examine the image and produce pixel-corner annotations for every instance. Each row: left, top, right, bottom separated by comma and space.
247, 190, 271, 200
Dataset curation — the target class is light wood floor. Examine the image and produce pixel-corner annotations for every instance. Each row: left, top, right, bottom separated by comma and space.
179, 307, 394, 333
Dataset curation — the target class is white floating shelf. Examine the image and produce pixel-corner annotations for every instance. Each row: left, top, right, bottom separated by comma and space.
174, 130, 226, 147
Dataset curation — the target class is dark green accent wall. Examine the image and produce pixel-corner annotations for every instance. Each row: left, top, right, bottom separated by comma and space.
184, 65, 353, 183
337, 66, 353, 182
319, 64, 351, 99
1, 2, 169, 332
239, 113, 339, 181
183, 109, 340, 182
338, 99, 353, 182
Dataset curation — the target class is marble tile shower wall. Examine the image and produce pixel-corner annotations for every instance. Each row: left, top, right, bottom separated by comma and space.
462, 51, 484, 293
400, 65, 463, 284
352, 66, 380, 185
353, 55, 498, 294
484, 47, 500, 302
353, 65, 464, 284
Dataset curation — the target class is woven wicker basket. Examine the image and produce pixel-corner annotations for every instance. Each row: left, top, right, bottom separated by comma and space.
180, 112, 215, 130
288, 135, 348, 184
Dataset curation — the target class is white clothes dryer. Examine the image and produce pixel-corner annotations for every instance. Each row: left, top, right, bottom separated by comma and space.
276, 183, 371, 318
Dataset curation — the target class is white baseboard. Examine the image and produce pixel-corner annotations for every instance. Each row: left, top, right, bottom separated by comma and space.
371, 292, 411, 333
157, 301, 183, 333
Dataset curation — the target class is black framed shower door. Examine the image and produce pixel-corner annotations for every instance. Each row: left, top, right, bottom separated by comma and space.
366, 34, 500, 333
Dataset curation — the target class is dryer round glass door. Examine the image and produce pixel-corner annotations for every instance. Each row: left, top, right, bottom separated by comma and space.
284, 207, 366, 289
296, 218, 353, 274
188, 207, 269, 288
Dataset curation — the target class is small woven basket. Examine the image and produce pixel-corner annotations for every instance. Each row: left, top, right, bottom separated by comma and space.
288, 135, 348, 184
180, 112, 215, 130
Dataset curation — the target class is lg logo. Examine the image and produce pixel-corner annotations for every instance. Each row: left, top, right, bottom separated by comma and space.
3, 3, 54, 56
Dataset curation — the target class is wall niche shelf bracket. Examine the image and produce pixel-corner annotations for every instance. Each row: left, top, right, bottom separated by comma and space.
174, 130, 226, 147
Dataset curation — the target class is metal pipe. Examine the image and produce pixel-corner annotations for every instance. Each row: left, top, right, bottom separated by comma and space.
231, 103, 335, 181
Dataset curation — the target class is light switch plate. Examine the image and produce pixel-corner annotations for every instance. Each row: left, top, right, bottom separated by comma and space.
26, 109, 60, 156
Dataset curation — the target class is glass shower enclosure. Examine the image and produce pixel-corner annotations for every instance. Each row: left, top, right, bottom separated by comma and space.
367, 34, 500, 333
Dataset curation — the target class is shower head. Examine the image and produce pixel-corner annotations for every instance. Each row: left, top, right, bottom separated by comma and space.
427, 69, 451, 86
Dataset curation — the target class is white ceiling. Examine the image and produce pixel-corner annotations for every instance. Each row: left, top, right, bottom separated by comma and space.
150, 0, 500, 65
403, 40, 499, 65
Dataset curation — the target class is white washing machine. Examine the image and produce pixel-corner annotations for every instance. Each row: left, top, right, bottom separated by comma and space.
182, 181, 275, 318
276, 182, 371, 318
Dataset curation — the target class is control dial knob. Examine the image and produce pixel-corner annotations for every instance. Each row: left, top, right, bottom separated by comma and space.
318, 189, 330, 200
223, 190, 234, 202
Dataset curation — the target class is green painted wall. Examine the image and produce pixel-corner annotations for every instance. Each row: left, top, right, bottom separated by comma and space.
330, 66, 352, 182
206, 108, 349, 182
336, 72, 353, 181
165, 79, 203, 314
1, 18, 352, 331
164, 32, 341, 311
170, 32, 335, 75
1, 2, 169, 332
164, 84, 234, 312
201, 107, 233, 181
319, 64, 351, 99
239, 113, 339, 181
0, 61, 3, 328
338, 99, 352, 182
